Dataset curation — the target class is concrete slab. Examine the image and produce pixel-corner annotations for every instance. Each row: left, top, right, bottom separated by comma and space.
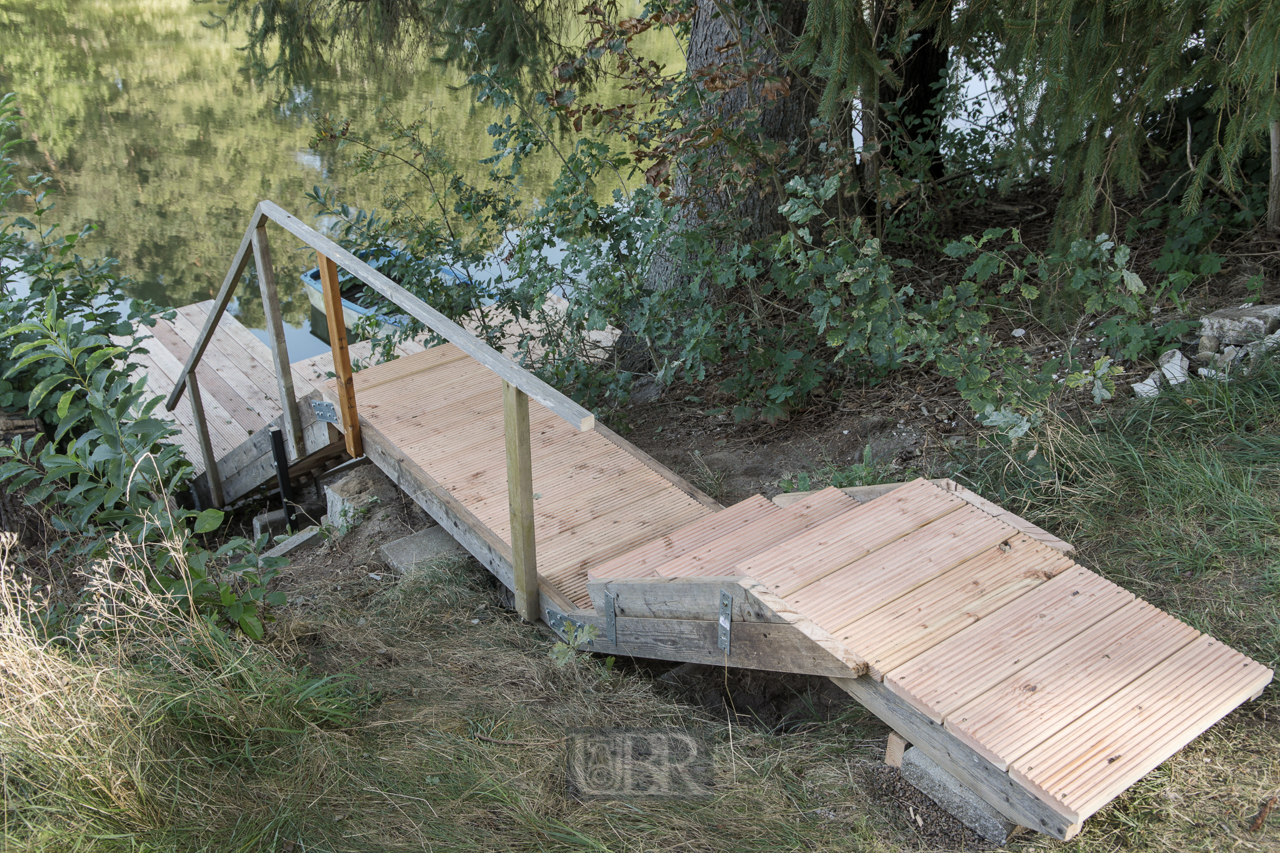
377, 526, 466, 574
265, 525, 322, 559
900, 747, 1024, 844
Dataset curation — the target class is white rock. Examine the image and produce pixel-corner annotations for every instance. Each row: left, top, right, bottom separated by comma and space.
1245, 330, 1280, 358
1158, 350, 1189, 385
1011, 328, 1026, 338
1132, 371, 1163, 398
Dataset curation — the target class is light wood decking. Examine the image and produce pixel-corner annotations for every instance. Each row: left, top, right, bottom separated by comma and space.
142, 290, 1272, 843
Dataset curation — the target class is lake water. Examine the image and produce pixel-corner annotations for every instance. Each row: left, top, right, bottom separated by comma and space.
0, 0, 668, 359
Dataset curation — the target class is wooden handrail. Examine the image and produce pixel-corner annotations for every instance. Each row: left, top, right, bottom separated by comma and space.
166, 201, 595, 433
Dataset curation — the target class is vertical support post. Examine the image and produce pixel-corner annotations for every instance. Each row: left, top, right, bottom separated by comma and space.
186, 372, 224, 508
503, 380, 538, 621
252, 224, 305, 459
317, 253, 362, 458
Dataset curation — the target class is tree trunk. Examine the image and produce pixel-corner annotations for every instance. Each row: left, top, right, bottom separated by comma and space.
646, 0, 815, 292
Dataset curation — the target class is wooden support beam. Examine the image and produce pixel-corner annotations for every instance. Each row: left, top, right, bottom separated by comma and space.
545, 608, 862, 679
831, 674, 1081, 840
165, 207, 262, 411
186, 372, 224, 508
317, 252, 362, 458
588, 577, 788, 624
504, 381, 538, 621
252, 224, 304, 459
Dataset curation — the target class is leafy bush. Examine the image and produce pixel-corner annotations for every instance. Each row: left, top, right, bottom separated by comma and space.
0, 93, 284, 639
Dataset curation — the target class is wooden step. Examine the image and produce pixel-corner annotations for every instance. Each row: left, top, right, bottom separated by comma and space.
586, 494, 780, 582
1008, 634, 1272, 821
740, 478, 967, 595
945, 598, 1201, 771
645, 487, 857, 579
782, 504, 1014, 632
837, 533, 1076, 680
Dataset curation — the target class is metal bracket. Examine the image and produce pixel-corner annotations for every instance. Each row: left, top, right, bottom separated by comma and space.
311, 399, 339, 426
717, 589, 732, 654
603, 591, 617, 646
545, 607, 590, 644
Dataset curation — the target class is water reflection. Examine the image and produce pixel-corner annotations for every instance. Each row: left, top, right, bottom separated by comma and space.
0, 0, 668, 359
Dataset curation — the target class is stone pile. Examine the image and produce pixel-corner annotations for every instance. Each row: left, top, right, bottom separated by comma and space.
1132, 304, 1280, 398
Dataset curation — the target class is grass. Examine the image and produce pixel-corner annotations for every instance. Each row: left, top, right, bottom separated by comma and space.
779, 447, 913, 494
957, 356, 1280, 852
5, 360, 1280, 852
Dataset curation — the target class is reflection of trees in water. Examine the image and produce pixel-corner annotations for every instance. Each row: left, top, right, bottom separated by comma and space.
0, 0, 667, 327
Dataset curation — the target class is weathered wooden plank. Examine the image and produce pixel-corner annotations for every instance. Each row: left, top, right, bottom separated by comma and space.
739, 579, 868, 676
588, 495, 775, 582
146, 318, 269, 434
252, 224, 305, 458
217, 391, 339, 505
788, 505, 1012, 631
318, 253, 363, 459
165, 208, 263, 410
556, 609, 866, 680
745, 480, 966, 597
587, 577, 789, 623
884, 567, 1134, 723
946, 599, 1201, 771
935, 479, 1074, 554
839, 535, 1075, 679
646, 488, 856, 578
504, 381, 539, 621
186, 372, 225, 508
773, 479, 1073, 554
259, 201, 595, 432
1009, 635, 1272, 821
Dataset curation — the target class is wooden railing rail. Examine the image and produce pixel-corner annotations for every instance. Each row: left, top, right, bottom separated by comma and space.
165, 200, 590, 620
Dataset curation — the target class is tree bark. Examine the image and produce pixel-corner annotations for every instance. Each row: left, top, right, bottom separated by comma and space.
1268, 119, 1279, 233
646, 0, 815, 292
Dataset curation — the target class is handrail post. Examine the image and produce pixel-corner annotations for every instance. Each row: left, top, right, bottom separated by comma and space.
503, 380, 538, 621
317, 253, 362, 458
252, 223, 305, 459
186, 371, 224, 508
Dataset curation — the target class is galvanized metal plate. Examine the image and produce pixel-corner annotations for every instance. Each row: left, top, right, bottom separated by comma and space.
717, 589, 732, 653
311, 399, 339, 425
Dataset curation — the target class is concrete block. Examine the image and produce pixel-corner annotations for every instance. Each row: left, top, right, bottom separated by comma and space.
323, 465, 391, 538
1132, 370, 1162, 398
264, 525, 322, 559
377, 526, 466, 574
252, 508, 291, 541
900, 747, 1024, 844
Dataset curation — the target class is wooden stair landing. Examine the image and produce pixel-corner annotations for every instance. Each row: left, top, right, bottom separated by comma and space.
587, 479, 1273, 835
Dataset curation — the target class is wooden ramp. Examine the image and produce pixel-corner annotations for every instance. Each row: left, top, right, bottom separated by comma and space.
584, 478, 1272, 836
150, 203, 1271, 844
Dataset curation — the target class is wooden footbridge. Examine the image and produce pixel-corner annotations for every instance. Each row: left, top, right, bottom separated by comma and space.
141, 202, 1272, 842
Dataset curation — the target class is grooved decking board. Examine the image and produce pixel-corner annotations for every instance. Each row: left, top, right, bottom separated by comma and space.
838, 534, 1076, 680
739, 479, 966, 596
645, 487, 857, 579
588, 494, 779, 581
945, 598, 1202, 770
784, 505, 1014, 631
340, 344, 714, 603
885, 566, 1134, 723
1008, 634, 1273, 820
